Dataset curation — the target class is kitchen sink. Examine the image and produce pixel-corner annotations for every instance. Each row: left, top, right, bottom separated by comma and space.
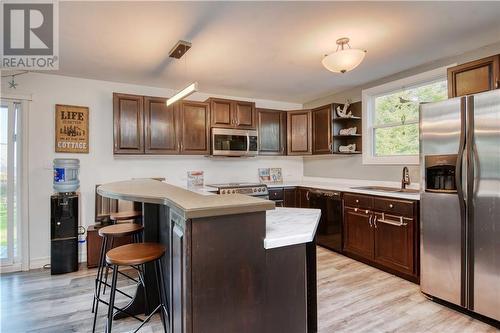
351, 186, 420, 194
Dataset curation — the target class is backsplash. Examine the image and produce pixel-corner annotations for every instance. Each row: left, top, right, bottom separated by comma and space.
303, 155, 420, 183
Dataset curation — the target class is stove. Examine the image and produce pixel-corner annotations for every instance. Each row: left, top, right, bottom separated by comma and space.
207, 183, 269, 198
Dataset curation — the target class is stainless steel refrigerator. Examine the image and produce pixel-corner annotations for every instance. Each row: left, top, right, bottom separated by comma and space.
420, 89, 500, 321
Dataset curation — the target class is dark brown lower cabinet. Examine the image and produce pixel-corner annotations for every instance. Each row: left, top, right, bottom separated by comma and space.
298, 188, 310, 208
343, 207, 374, 259
342, 193, 419, 282
284, 188, 297, 207
373, 212, 414, 275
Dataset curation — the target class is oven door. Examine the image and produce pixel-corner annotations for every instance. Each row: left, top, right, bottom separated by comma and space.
212, 128, 258, 156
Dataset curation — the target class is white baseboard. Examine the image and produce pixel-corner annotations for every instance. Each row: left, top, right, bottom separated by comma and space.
0, 263, 23, 274
29, 257, 50, 269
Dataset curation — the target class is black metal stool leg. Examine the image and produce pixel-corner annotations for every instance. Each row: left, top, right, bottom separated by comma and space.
103, 238, 114, 295
154, 260, 167, 331
158, 259, 170, 324
106, 264, 119, 333
92, 235, 107, 313
92, 236, 108, 333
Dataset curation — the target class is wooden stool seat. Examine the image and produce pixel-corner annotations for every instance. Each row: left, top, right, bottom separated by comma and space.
110, 210, 142, 221
98, 223, 144, 238
106, 243, 166, 266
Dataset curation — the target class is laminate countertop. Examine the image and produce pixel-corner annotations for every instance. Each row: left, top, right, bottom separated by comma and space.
97, 179, 274, 219
267, 177, 421, 201
265, 207, 321, 249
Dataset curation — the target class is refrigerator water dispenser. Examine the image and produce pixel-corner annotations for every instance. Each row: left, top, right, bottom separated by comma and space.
425, 154, 458, 193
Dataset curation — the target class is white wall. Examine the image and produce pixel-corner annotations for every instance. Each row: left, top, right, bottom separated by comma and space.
1, 73, 303, 268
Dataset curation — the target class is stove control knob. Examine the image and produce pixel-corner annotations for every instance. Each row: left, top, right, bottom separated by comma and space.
221, 190, 225, 194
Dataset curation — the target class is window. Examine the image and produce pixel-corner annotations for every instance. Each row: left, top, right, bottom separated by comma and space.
1, 100, 22, 266
362, 66, 450, 164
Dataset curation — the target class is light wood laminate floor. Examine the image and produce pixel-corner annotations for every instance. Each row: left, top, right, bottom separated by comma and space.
1, 247, 498, 332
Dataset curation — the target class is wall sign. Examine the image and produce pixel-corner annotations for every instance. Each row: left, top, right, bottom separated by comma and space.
55, 104, 89, 153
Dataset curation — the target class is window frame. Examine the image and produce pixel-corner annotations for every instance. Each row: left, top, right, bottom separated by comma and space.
361, 65, 451, 165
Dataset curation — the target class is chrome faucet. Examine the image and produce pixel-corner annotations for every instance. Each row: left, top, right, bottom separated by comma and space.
401, 166, 411, 190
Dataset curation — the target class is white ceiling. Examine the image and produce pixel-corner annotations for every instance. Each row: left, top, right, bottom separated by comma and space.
51, 1, 500, 103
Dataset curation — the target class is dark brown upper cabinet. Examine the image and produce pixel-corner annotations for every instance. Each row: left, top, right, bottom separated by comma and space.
207, 97, 256, 129
312, 105, 333, 154
113, 93, 144, 154
447, 55, 500, 98
144, 96, 179, 154
178, 101, 211, 155
257, 108, 287, 155
287, 110, 312, 155
114, 93, 210, 155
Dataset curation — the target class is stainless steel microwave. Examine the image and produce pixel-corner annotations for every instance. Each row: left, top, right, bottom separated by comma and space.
212, 128, 258, 157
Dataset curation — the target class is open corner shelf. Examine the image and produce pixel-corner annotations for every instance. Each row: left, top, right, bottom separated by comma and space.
333, 116, 361, 121
334, 134, 362, 138
332, 151, 362, 155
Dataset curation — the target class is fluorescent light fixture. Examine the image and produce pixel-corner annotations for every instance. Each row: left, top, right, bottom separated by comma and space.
166, 82, 199, 106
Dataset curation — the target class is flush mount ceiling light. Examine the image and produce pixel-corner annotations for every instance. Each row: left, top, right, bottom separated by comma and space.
322, 37, 366, 74
166, 40, 198, 106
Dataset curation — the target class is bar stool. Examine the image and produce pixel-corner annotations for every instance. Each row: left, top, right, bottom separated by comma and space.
109, 210, 142, 224
105, 243, 169, 333
92, 223, 144, 333
101, 212, 142, 297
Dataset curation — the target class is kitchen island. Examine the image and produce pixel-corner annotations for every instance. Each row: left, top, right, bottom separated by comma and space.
97, 179, 320, 333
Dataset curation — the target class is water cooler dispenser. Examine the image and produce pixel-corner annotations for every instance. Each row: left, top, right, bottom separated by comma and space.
51, 193, 79, 274
51, 159, 80, 274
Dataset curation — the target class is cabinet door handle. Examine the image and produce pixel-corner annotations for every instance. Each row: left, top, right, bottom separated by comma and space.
373, 215, 377, 228
356, 199, 359, 203
377, 213, 407, 227
368, 214, 373, 228
306, 191, 310, 201
389, 204, 394, 208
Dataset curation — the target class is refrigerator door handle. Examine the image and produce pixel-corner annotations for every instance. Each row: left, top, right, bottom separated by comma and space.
456, 97, 468, 307
456, 97, 466, 212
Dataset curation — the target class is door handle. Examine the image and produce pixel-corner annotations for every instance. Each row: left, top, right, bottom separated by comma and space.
377, 213, 407, 227
246, 134, 250, 154
306, 191, 310, 201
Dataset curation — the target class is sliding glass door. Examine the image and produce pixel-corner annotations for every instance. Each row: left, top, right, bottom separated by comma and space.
0, 100, 21, 266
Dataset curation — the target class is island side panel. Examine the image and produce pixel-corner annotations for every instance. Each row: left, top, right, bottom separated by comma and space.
190, 212, 267, 333
265, 243, 308, 333
306, 240, 318, 333
169, 209, 192, 333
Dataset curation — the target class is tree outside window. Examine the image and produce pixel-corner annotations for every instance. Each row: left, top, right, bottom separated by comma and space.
373, 80, 447, 156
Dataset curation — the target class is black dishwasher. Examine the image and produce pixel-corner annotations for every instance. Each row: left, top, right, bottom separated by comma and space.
309, 190, 343, 252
